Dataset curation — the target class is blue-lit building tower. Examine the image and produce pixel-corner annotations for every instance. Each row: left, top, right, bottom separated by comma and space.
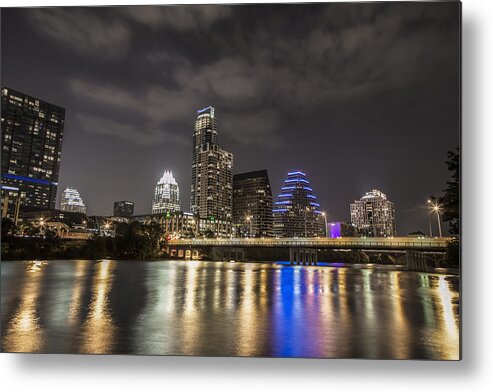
273, 171, 325, 238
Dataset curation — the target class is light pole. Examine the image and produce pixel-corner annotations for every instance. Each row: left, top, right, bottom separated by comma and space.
321, 211, 328, 237
435, 206, 442, 238
427, 199, 433, 237
427, 199, 442, 238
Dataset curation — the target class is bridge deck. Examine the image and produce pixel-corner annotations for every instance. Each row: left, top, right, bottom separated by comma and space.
168, 237, 451, 251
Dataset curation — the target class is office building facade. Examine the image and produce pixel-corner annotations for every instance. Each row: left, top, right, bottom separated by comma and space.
1, 87, 65, 210
113, 200, 134, 218
350, 189, 396, 237
190, 106, 233, 236
233, 169, 273, 237
1, 187, 25, 223
273, 171, 325, 238
133, 211, 196, 239
152, 170, 180, 214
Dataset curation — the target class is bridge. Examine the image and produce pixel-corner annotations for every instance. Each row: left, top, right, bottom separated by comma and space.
167, 237, 451, 269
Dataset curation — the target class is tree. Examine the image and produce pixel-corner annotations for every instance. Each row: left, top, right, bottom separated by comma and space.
44, 228, 58, 240
204, 229, 215, 239
1, 218, 14, 237
23, 222, 40, 237
85, 236, 108, 259
441, 147, 460, 235
438, 147, 460, 268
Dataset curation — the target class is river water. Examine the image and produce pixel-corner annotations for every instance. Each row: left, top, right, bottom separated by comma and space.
0, 259, 460, 359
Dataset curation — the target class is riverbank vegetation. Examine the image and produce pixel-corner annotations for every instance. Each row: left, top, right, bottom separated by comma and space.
436, 147, 460, 268
1, 220, 167, 261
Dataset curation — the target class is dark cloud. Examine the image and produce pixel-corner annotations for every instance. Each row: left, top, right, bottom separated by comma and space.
1, 3, 460, 234
119, 4, 232, 31
28, 8, 132, 58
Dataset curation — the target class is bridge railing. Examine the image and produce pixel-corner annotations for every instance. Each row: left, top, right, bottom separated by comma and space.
168, 237, 451, 249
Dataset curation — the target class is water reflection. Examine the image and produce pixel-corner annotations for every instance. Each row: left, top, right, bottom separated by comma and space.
435, 275, 460, 359
69, 260, 89, 325
79, 260, 116, 354
1, 260, 460, 359
2, 261, 47, 352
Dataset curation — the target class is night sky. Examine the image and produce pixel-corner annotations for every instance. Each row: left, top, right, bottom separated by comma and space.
1, 2, 460, 235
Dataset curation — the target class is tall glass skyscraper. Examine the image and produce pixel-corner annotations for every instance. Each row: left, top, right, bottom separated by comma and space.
233, 169, 273, 238
152, 170, 180, 214
273, 171, 325, 238
1, 87, 65, 210
60, 187, 86, 214
350, 189, 396, 237
190, 106, 233, 236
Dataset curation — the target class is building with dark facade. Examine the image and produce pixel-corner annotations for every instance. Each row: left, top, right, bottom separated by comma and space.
1, 187, 24, 223
113, 200, 134, 218
1, 87, 65, 211
350, 189, 396, 237
233, 169, 273, 237
190, 106, 233, 237
273, 171, 325, 238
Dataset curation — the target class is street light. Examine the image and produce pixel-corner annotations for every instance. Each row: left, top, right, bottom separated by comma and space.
426, 199, 433, 237
427, 199, 442, 238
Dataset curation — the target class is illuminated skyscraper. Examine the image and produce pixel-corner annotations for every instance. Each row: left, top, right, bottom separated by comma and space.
1, 87, 65, 210
190, 106, 233, 236
60, 187, 86, 214
152, 170, 180, 214
350, 189, 396, 237
233, 170, 273, 238
273, 171, 325, 238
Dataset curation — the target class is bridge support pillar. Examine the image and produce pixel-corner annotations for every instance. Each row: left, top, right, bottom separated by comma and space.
290, 248, 317, 266
219, 247, 244, 262
406, 250, 428, 272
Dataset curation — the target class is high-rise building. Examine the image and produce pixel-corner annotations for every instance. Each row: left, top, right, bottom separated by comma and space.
113, 201, 134, 218
350, 189, 396, 237
152, 170, 180, 214
1, 187, 25, 224
60, 187, 87, 214
190, 106, 233, 237
233, 170, 273, 238
273, 171, 325, 238
1, 87, 65, 210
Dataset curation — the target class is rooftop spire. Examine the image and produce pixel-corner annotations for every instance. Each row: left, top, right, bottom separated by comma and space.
157, 170, 178, 185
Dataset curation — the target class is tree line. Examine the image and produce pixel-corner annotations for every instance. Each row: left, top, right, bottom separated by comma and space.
1, 220, 167, 261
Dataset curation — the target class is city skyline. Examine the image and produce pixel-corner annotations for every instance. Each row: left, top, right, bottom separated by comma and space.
1, 3, 460, 234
